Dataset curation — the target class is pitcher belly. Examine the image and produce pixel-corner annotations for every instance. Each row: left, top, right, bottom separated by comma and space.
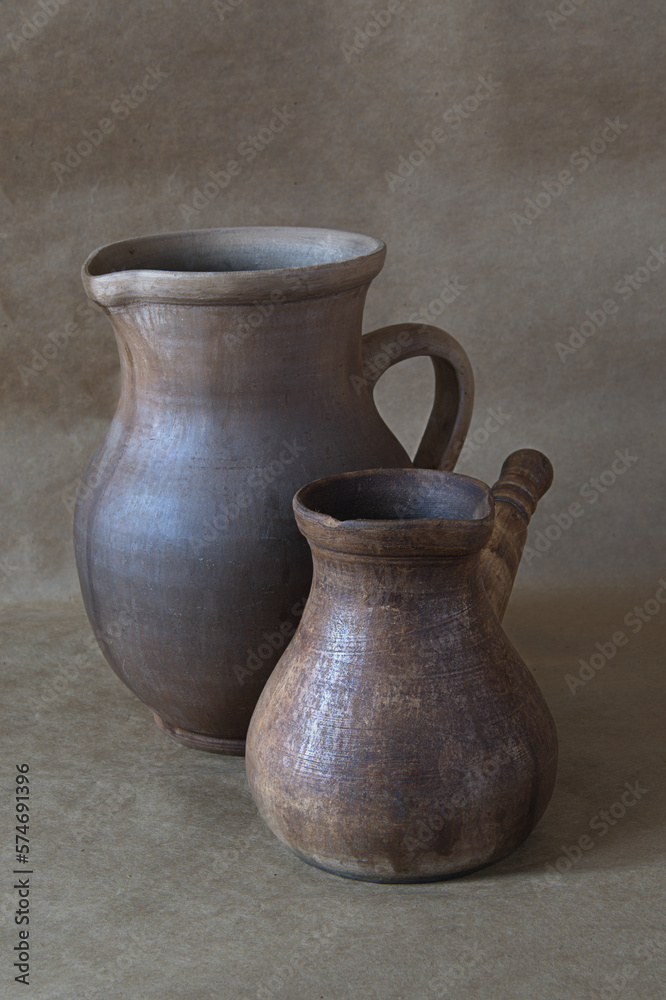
73, 417, 412, 746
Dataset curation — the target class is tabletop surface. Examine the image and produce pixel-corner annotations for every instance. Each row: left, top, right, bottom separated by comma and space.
2, 587, 664, 1000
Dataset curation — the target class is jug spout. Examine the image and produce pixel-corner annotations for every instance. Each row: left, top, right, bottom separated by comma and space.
481, 449, 554, 621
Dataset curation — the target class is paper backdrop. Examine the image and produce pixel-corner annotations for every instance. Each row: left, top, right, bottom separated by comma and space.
1, 0, 663, 603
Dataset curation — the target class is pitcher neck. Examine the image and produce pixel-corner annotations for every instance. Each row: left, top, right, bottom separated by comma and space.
103, 286, 369, 399
309, 544, 487, 609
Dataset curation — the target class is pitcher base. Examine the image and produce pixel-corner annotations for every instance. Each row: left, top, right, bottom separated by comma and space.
153, 714, 246, 756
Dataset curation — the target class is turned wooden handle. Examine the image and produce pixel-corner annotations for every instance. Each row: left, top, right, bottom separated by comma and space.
481, 449, 554, 621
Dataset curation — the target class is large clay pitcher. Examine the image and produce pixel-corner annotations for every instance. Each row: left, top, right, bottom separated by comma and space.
246, 467, 558, 882
74, 227, 474, 754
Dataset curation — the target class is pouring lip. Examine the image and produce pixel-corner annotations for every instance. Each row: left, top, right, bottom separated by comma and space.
293, 468, 495, 558
81, 226, 387, 308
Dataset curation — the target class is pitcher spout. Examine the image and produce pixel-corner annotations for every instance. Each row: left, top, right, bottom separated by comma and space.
81, 226, 386, 308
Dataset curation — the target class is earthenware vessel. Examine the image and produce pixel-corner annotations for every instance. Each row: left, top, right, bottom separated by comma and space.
246, 461, 558, 882
74, 227, 474, 754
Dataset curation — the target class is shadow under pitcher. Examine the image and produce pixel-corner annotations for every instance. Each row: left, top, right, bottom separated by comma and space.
73, 226, 474, 754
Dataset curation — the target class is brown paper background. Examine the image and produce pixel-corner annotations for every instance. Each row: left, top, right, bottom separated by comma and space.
2, 0, 664, 602
1, 2, 664, 998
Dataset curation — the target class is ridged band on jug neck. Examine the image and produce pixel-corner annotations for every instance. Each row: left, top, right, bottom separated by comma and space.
81, 226, 387, 308
293, 469, 495, 558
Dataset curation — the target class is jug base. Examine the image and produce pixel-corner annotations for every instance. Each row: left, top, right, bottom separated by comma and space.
153, 714, 246, 756
290, 849, 512, 884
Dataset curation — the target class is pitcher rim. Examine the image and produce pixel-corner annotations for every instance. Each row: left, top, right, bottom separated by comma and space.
293, 468, 495, 558
81, 226, 387, 308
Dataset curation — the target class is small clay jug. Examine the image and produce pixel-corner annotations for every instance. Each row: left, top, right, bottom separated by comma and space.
246, 465, 558, 882
74, 227, 474, 754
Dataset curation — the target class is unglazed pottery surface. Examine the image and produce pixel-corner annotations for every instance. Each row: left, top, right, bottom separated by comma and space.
74, 227, 474, 752
246, 466, 558, 882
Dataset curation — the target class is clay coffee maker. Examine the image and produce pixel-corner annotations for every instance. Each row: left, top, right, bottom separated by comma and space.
246, 451, 558, 882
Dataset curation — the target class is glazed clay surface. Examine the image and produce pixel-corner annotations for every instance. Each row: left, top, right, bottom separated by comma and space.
74, 227, 474, 753
246, 467, 558, 882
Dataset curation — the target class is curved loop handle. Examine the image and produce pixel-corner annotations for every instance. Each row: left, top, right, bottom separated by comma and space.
360, 323, 474, 471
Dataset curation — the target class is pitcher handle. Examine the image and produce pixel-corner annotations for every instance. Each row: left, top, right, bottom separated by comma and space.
360, 323, 474, 470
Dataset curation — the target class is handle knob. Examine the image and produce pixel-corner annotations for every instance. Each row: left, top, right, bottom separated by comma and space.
491, 449, 554, 520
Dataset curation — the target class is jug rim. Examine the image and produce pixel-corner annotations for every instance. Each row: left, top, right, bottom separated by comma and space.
293, 468, 494, 558
81, 226, 387, 308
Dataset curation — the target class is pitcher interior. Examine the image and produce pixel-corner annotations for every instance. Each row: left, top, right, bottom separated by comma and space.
85, 227, 384, 276
299, 469, 490, 524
